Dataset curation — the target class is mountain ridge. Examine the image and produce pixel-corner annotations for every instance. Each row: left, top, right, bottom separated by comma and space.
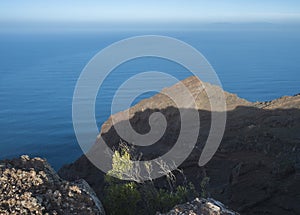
59, 76, 300, 214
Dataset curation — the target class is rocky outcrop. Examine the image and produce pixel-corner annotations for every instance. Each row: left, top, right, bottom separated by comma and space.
60, 76, 300, 215
0, 155, 105, 215
158, 198, 239, 215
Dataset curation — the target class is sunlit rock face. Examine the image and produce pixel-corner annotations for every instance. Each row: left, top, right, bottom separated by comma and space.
0, 155, 105, 215
158, 198, 239, 215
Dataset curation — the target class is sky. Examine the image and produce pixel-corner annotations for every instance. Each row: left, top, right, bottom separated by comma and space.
0, 0, 300, 24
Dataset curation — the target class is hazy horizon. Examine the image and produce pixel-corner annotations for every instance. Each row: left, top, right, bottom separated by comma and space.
0, 0, 300, 30
1, 21, 300, 34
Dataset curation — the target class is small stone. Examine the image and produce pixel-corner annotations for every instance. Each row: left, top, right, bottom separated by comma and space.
69, 185, 81, 194
20, 155, 30, 161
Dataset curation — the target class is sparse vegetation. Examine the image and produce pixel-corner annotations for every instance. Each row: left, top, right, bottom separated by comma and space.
200, 176, 210, 198
103, 144, 200, 215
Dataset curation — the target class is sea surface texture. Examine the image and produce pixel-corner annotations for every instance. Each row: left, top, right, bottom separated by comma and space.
0, 28, 299, 169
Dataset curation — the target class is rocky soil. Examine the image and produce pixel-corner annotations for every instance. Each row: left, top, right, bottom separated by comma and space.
0, 155, 237, 215
60, 76, 300, 214
0, 155, 105, 215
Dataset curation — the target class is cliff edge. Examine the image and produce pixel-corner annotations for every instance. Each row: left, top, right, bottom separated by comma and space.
0, 155, 105, 215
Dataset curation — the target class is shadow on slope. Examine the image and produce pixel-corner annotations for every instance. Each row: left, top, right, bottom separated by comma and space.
59, 105, 300, 215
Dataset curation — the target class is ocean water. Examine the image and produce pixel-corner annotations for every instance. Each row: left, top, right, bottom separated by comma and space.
0, 28, 299, 169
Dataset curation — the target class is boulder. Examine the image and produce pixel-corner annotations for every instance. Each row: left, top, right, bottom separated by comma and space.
0, 155, 105, 215
157, 198, 239, 215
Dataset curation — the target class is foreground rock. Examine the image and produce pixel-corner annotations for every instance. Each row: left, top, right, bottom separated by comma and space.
0, 155, 105, 215
60, 76, 300, 214
158, 198, 239, 215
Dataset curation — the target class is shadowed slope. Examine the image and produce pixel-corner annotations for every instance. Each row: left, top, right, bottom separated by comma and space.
59, 76, 300, 214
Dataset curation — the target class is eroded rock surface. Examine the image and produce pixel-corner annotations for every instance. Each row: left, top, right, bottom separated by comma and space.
158, 198, 239, 215
0, 155, 105, 215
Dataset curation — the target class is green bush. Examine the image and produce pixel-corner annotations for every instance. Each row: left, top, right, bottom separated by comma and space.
103, 145, 199, 215
138, 182, 196, 214
104, 181, 141, 215
154, 183, 196, 213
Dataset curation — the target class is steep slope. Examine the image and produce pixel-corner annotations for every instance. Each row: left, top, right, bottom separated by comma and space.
60, 76, 300, 214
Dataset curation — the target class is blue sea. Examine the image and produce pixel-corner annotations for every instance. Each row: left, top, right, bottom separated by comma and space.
0, 27, 300, 169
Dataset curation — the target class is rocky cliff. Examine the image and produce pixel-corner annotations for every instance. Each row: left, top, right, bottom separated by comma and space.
59, 76, 300, 214
0, 155, 238, 215
0, 155, 105, 215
